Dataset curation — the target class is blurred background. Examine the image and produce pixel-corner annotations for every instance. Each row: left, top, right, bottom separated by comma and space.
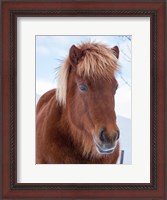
36, 36, 132, 164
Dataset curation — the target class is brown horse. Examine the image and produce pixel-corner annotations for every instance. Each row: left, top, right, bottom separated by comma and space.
36, 42, 120, 164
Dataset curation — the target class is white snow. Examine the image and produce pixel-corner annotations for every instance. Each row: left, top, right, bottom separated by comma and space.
117, 116, 131, 164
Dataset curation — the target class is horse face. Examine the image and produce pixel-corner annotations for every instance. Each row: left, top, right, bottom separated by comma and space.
67, 44, 119, 155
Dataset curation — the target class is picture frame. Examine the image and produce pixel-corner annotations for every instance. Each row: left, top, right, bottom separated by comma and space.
1, 0, 166, 199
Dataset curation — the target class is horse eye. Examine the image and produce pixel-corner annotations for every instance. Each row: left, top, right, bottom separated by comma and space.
79, 84, 88, 92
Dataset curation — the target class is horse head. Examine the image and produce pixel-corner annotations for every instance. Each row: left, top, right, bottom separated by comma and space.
57, 42, 120, 157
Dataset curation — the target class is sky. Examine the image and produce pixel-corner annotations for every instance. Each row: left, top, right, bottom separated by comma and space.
36, 36, 131, 119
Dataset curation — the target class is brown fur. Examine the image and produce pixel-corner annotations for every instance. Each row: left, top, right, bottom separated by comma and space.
36, 42, 120, 164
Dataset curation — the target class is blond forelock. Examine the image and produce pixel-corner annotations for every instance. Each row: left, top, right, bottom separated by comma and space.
56, 42, 118, 106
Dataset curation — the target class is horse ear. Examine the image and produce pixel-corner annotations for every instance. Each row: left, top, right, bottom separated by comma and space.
69, 45, 83, 67
112, 46, 119, 59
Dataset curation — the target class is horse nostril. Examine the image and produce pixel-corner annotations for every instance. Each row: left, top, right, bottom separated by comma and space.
116, 129, 120, 140
113, 129, 120, 141
99, 128, 120, 144
99, 128, 105, 142
99, 128, 110, 143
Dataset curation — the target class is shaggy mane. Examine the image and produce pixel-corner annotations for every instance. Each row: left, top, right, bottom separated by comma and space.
56, 42, 118, 105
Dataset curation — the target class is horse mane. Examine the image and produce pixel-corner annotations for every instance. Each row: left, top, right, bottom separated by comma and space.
56, 42, 118, 105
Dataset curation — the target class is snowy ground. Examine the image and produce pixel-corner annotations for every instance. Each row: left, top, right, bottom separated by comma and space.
117, 116, 131, 164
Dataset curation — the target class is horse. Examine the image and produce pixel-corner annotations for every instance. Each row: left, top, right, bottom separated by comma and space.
36, 42, 120, 164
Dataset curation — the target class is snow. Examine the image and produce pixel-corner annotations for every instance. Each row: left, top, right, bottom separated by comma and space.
117, 116, 132, 164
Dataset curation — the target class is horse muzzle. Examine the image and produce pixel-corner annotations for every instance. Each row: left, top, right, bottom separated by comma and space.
93, 127, 120, 154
